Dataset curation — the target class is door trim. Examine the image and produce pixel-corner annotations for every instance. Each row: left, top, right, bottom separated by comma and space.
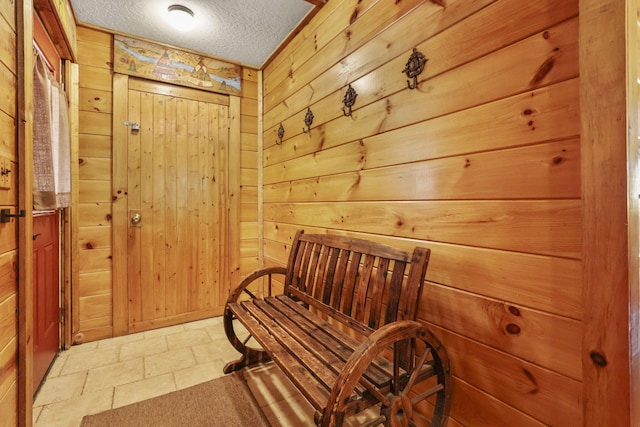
111, 73, 241, 336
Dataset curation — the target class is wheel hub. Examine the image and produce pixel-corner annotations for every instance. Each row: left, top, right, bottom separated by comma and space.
382, 393, 413, 427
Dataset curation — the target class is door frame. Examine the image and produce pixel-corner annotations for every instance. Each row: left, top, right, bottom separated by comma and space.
110, 73, 241, 336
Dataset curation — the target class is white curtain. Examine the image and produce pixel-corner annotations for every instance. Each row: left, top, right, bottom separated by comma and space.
33, 52, 71, 210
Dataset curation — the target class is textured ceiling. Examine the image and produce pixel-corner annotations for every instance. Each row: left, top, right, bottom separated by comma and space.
69, 0, 314, 68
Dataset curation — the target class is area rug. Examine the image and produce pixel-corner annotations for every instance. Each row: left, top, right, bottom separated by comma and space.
80, 372, 270, 427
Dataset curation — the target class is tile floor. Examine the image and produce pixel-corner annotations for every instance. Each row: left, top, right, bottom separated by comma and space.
32, 316, 318, 427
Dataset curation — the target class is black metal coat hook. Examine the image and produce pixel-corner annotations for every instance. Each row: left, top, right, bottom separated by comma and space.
342, 84, 358, 117
302, 107, 314, 133
402, 48, 428, 90
277, 123, 285, 145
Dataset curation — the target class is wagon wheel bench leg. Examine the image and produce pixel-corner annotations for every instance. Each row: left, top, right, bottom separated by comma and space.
320, 321, 451, 427
223, 267, 286, 374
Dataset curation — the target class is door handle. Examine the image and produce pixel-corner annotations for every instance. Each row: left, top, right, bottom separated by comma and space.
131, 212, 141, 225
33, 233, 41, 241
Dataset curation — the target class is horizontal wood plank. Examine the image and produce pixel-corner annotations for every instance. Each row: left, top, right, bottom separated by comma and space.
264, 200, 581, 258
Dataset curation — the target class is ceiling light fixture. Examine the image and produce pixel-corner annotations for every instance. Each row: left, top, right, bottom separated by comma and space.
167, 4, 195, 31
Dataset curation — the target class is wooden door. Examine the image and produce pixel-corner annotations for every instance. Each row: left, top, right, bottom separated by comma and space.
125, 79, 230, 332
32, 212, 59, 392
32, 14, 61, 393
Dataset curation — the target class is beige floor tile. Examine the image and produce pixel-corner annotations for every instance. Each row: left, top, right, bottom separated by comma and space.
84, 358, 144, 393
173, 360, 226, 390
65, 341, 98, 354
182, 316, 221, 330
243, 362, 301, 407
143, 323, 185, 338
45, 352, 68, 379
112, 372, 176, 408
33, 371, 87, 407
191, 339, 237, 365
35, 388, 113, 427
32, 405, 43, 424
262, 393, 315, 427
165, 328, 212, 350
119, 335, 167, 361
144, 347, 196, 378
96, 330, 145, 348
60, 346, 119, 375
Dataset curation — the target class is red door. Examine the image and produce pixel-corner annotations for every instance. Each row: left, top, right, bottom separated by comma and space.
33, 212, 59, 392
33, 13, 62, 394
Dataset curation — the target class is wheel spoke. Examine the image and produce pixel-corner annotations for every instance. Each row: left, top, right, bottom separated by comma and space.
362, 415, 386, 427
401, 347, 432, 397
410, 383, 444, 405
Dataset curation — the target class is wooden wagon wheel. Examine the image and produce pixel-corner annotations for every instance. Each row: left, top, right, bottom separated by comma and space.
321, 321, 450, 427
223, 267, 286, 374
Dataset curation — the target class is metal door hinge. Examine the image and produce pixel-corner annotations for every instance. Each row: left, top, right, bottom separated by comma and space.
0, 209, 25, 223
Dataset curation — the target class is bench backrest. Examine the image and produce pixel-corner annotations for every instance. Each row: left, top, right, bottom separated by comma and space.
283, 230, 431, 337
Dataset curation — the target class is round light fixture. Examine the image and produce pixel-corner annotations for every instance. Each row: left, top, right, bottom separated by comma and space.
167, 4, 195, 31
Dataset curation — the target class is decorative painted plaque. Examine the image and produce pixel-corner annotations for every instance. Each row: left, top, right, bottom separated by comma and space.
113, 35, 241, 96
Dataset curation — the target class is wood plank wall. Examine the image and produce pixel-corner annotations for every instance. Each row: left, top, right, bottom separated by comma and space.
0, 0, 18, 423
261, 0, 580, 425
75, 26, 115, 342
74, 25, 260, 342
239, 69, 260, 280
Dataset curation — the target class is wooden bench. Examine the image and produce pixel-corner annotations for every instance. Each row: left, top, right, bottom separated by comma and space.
223, 230, 451, 426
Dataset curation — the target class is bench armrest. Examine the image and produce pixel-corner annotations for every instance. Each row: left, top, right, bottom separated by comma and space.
227, 266, 287, 304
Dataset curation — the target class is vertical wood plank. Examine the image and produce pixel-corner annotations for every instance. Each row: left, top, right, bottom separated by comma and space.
197, 101, 208, 309
140, 92, 154, 321
580, 0, 634, 425
17, 0, 34, 423
67, 62, 79, 346
629, 2, 640, 423
257, 71, 264, 275
127, 88, 142, 325
213, 104, 226, 306
111, 73, 128, 336
152, 95, 166, 318
228, 96, 241, 297
164, 97, 177, 317
186, 99, 199, 311
175, 98, 188, 314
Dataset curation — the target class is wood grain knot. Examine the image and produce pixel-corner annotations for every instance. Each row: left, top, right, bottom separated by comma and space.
529, 55, 556, 87
506, 323, 521, 334
552, 156, 564, 165
350, 7, 360, 24
508, 306, 520, 316
590, 351, 607, 367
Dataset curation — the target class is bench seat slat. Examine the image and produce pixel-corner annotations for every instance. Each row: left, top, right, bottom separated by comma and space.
275, 295, 396, 385
228, 302, 330, 409
239, 301, 340, 396
262, 297, 393, 388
